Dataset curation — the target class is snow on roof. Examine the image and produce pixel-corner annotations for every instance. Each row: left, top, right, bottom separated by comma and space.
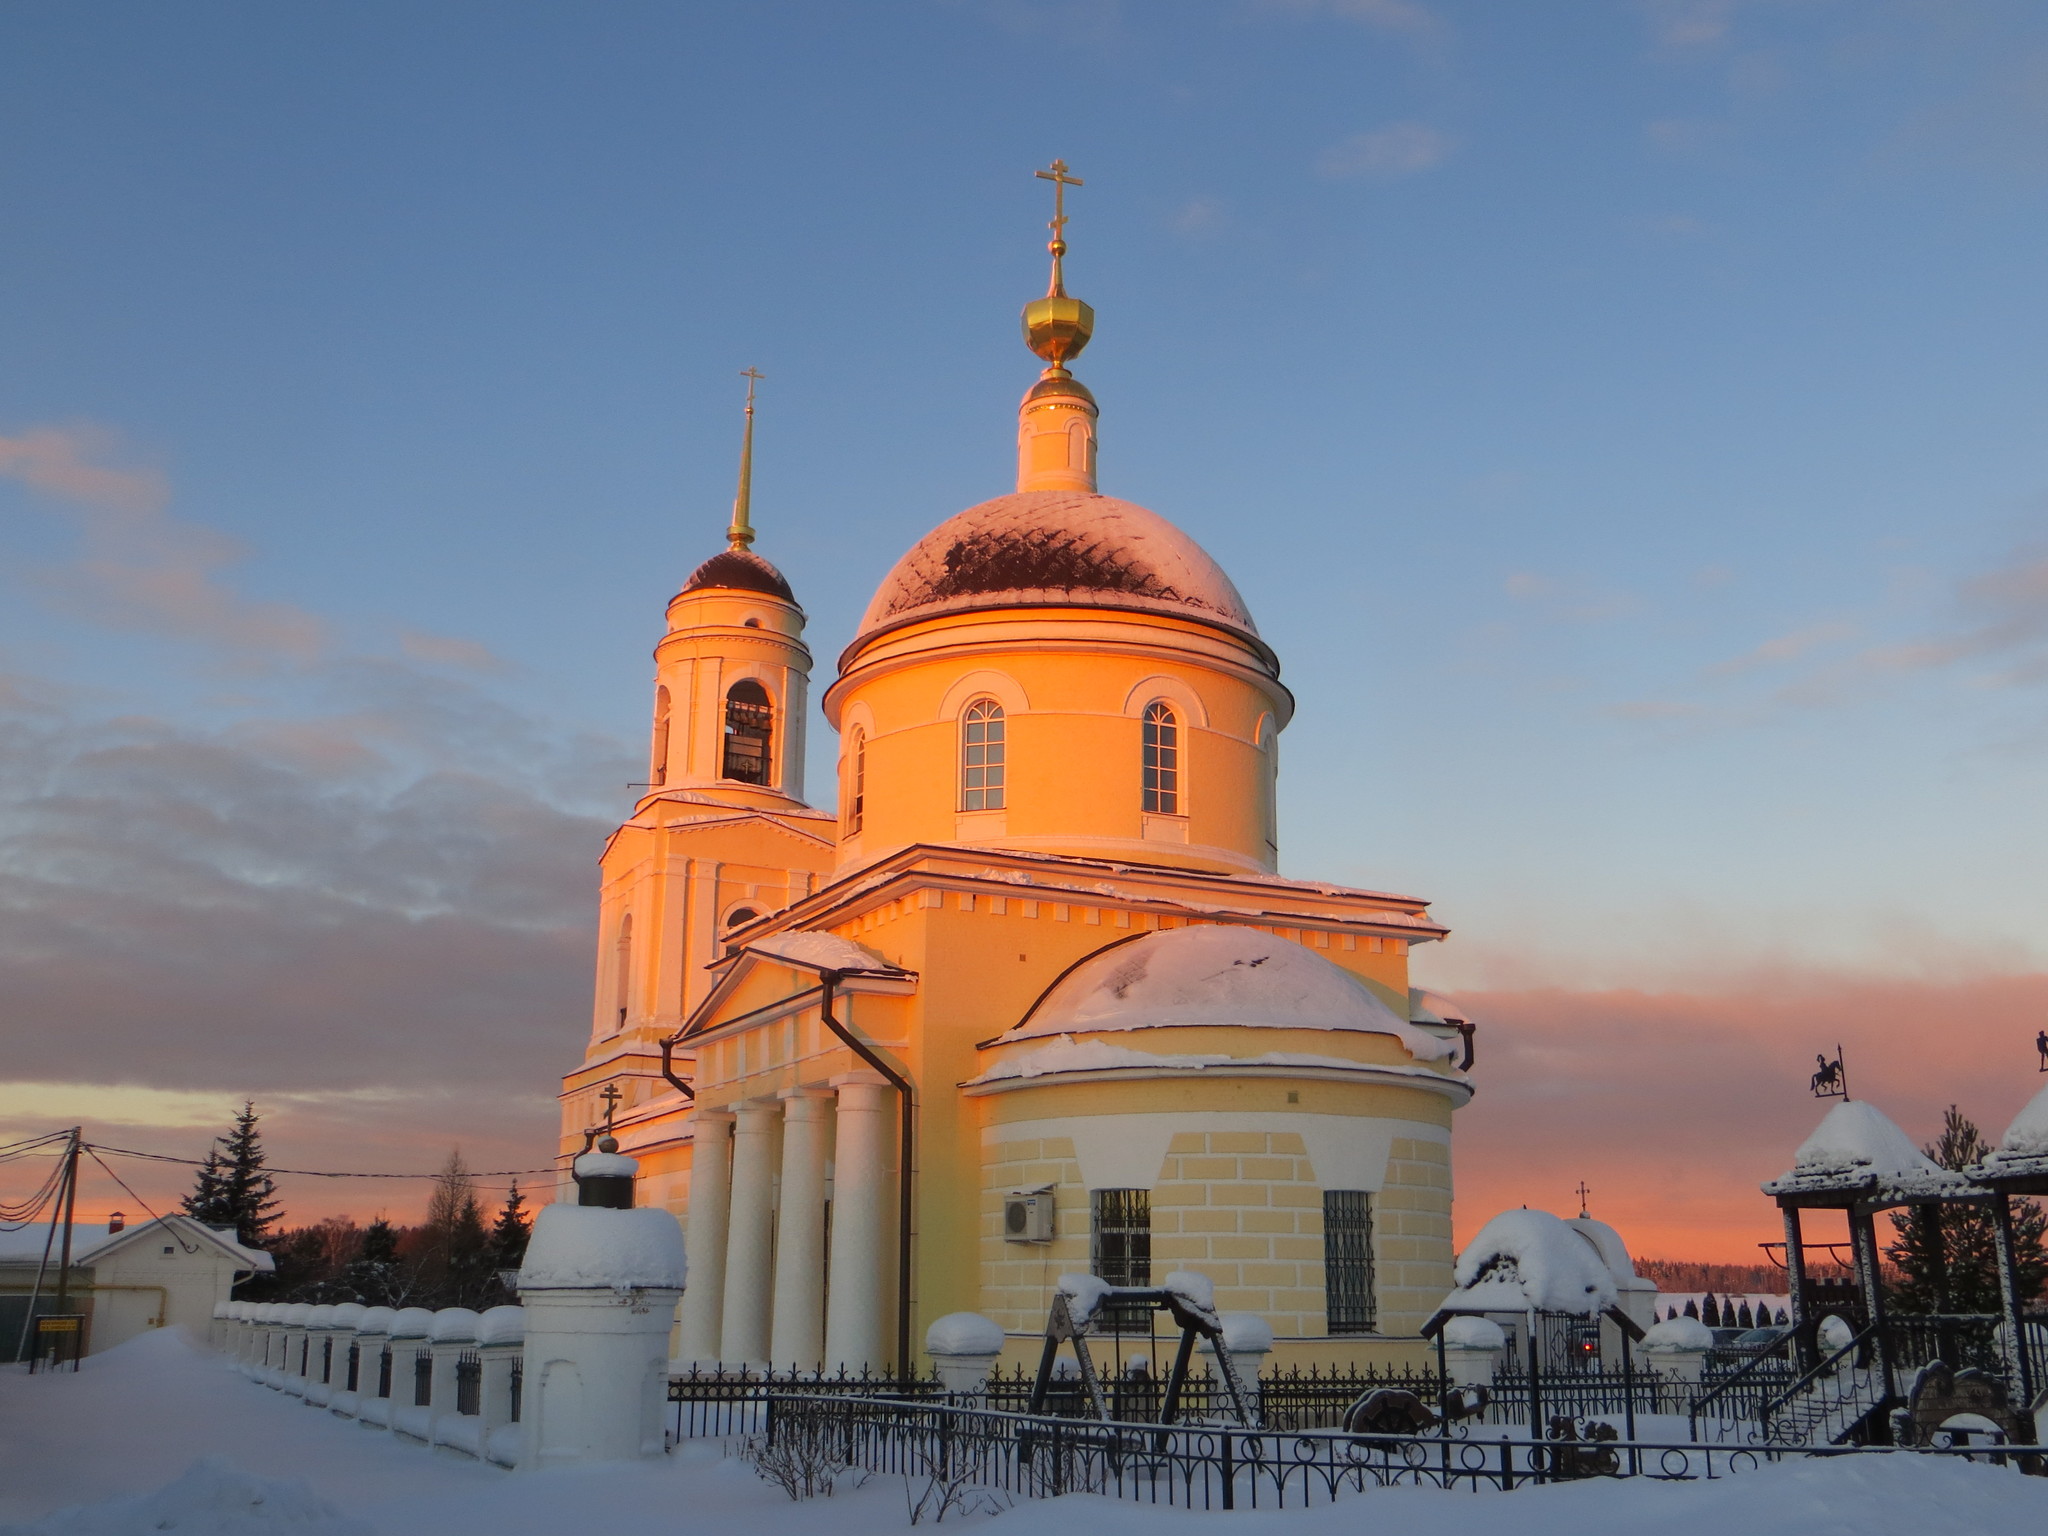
1408, 988, 1471, 1025
353, 1307, 397, 1333
743, 930, 906, 975
1986, 1080, 2048, 1167
517, 1204, 686, 1291
964, 1033, 1465, 1089
1567, 1216, 1656, 1292
478, 1305, 524, 1346
1762, 1100, 1972, 1199
854, 490, 1262, 651
328, 1303, 365, 1329
1445, 1209, 1619, 1317
995, 925, 1456, 1061
0, 1214, 274, 1271
388, 1308, 434, 1338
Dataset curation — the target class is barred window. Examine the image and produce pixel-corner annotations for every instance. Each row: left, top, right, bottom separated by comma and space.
960, 699, 1005, 811
1323, 1190, 1376, 1335
1091, 1188, 1152, 1334
847, 728, 866, 834
723, 679, 774, 784
651, 685, 671, 787
1142, 701, 1179, 814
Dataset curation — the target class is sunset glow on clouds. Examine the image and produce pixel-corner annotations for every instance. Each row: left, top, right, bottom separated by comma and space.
7, 3, 2048, 1257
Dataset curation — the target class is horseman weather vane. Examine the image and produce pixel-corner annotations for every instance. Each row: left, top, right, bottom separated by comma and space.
1810, 1046, 1848, 1100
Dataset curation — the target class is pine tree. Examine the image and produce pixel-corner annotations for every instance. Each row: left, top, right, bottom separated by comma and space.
1683, 1298, 1699, 1319
341, 1217, 403, 1306
488, 1181, 532, 1273
1736, 1301, 1754, 1328
1886, 1106, 2048, 1314
1702, 1294, 1720, 1327
183, 1102, 280, 1249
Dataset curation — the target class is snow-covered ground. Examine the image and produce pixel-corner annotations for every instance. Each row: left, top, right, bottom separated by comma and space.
1, 1330, 2040, 1536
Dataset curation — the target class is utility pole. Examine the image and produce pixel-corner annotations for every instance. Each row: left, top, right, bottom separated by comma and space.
52, 1128, 80, 1312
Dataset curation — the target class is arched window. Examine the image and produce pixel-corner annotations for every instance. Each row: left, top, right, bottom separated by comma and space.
724, 907, 760, 931
960, 699, 1005, 811
650, 686, 671, 788
846, 728, 866, 834
722, 679, 773, 785
1142, 701, 1179, 814
611, 913, 632, 1032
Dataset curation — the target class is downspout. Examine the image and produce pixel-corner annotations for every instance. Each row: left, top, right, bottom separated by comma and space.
658, 1034, 697, 1100
816, 971, 916, 1381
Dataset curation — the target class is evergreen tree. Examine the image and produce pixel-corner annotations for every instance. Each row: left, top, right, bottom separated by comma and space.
182, 1102, 280, 1249
1736, 1301, 1754, 1328
1886, 1106, 2048, 1314
1702, 1294, 1720, 1327
487, 1181, 532, 1273
341, 1217, 403, 1306
1683, 1298, 1699, 1319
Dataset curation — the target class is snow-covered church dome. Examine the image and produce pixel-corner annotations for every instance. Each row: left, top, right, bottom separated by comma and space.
988, 923, 1455, 1061
852, 490, 1262, 654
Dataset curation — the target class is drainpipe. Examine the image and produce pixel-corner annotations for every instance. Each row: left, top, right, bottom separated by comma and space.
658, 1035, 697, 1100
815, 972, 916, 1381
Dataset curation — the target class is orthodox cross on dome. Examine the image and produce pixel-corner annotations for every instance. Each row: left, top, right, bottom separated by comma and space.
598, 1082, 623, 1134
1022, 161, 1095, 374
1575, 1182, 1591, 1218
1035, 158, 1084, 298
1809, 1045, 1848, 1101
727, 367, 763, 553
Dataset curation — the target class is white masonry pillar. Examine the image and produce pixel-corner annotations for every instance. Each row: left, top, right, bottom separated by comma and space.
719, 1100, 781, 1367
675, 1109, 734, 1366
769, 1090, 832, 1370
824, 1077, 892, 1373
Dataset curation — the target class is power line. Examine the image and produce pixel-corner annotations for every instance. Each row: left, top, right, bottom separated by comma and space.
88, 1143, 564, 1180
82, 1147, 203, 1254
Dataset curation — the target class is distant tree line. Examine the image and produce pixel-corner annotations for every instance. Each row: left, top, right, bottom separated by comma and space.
181, 1102, 534, 1310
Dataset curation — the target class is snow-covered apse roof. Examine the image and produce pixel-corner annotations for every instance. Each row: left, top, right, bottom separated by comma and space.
1987, 1081, 2048, 1167
993, 924, 1455, 1061
852, 491, 1261, 652
1445, 1209, 1619, 1317
1762, 1100, 1971, 1200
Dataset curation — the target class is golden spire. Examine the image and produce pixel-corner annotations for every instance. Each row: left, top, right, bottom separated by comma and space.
726, 366, 762, 552
1023, 160, 1094, 374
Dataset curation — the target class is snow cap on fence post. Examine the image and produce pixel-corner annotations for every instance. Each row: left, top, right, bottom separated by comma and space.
926, 1312, 1005, 1394
1196, 1309, 1274, 1384
1640, 1314, 1715, 1384
1439, 1315, 1506, 1387
515, 1159, 687, 1469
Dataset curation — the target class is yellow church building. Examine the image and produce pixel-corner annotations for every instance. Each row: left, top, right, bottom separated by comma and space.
559, 170, 1474, 1376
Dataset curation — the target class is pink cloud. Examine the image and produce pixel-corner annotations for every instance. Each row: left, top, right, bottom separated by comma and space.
0, 424, 166, 512
1445, 968, 2048, 1262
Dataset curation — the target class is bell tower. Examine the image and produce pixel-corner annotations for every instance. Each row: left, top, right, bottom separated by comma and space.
647, 368, 812, 813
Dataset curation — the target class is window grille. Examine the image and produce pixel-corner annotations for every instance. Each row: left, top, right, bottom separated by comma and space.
723, 679, 774, 784
455, 1351, 482, 1415
414, 1349, 433, 1406
509, 1360, 523, 1422
960, 700, 1006, 811
847, 729, 866, 833
377, 1346, 393, 1399
1323, 1190, 1376, 1335
1142, 702, 1179, 814
345, 1343, 359, 1393
1090, 1188, 1152, 1334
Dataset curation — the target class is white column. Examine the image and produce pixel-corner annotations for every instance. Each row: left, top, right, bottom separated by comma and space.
676, 1109, 734, 1366
770, 1091, 832, 1370
719, 1100, 780, 1367
824, 1077, 891, 1373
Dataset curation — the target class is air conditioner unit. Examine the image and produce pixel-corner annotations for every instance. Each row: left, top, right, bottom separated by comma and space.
1003, 1188, 1055, 1243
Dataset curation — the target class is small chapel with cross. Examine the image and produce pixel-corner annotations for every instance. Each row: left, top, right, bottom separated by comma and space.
556, 164, 1476, 1376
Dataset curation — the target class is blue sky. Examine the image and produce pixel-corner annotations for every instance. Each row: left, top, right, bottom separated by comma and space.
6, 1, 2048, 1242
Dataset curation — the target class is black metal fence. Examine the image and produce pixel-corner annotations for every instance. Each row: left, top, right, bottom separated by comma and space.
750, 1393, 2034, 1509
456, 1352, 482, 1416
